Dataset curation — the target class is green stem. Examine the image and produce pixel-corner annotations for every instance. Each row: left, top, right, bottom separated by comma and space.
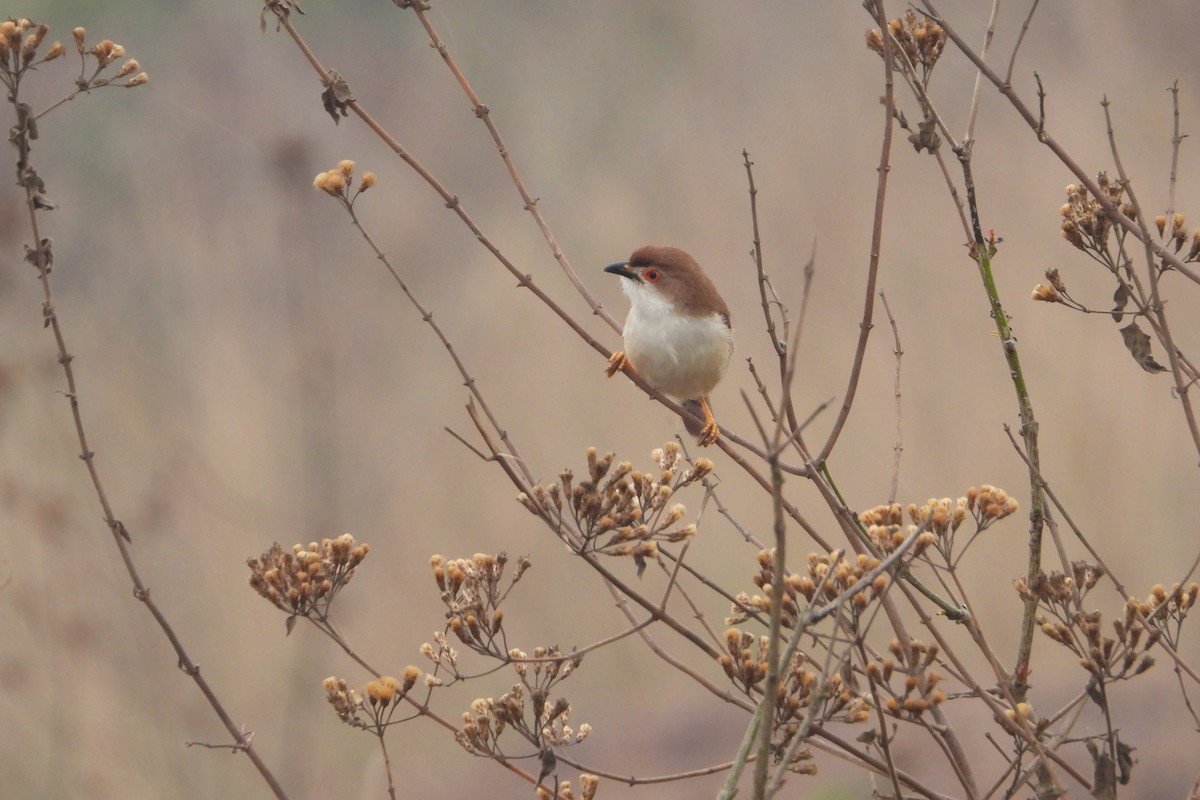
970, 239, 1044, 701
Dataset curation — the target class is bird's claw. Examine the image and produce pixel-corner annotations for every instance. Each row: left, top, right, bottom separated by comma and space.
697, 420, 720, 447
605, 350, 629, 378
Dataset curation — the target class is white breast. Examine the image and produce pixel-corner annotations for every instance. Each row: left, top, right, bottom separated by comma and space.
621, 285, 733, 400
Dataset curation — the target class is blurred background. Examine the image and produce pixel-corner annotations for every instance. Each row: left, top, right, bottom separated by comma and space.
3, 1, 1200, 798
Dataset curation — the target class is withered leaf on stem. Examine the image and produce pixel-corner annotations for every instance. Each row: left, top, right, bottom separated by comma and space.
908, 116, 941, 153
321, 70, 353, 125
1111, 282, 1129, 322
1119, 321, 1167, 373
1116, 739, 1135, 785
24, 237, 53, 272
260, 0, 305, 34
1087, 739, 1118, 800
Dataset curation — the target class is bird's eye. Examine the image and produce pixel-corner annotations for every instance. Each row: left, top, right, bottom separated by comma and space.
643, 268, 660, 282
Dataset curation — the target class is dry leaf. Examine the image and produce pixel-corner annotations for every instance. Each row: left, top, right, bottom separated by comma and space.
1111, 282, 1129, 322
321, 70, 353, 125
1119, 321, 1167, 373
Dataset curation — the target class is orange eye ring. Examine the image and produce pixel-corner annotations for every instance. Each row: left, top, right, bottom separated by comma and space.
643, 268, 660, 282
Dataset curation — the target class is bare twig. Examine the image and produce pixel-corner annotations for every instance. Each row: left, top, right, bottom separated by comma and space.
879, 291, 904, 502
818, 0, 893, 464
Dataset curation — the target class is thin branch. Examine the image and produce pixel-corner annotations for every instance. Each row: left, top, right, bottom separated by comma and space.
1003, 0, 1041, 86
879, 291, 904, 502
1101, 95, 1200, 459
402, 2, 621, 333
818, 0, 894, 463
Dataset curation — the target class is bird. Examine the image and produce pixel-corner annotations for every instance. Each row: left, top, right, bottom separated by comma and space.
604, 245, 733, 447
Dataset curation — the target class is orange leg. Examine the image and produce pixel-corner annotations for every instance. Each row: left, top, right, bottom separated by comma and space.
697, 396, 720, 447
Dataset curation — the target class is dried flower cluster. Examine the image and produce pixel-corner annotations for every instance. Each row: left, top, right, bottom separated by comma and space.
1153, 212, 1200, 261
1059, 175, 1132, 261
730, 549, 892, 630
536, 774, 600, 800
859, 486, 1018, 561
313, 159, 376, 202
247, 534, 369, 623
858, 503, 937, 556
518, 443, 712, 563
1018, 562, 1199, 681
1, 18, 147, 88
867, 639, 948, 721
431, 552, 531, 656
1031, 267, 1071, 304
456, 684, 590, 757
419, 631, 460, 678
323, 668, 421, 733
510, 645, 584, 694
865, 11, 946, 78
720, 628, 867, 717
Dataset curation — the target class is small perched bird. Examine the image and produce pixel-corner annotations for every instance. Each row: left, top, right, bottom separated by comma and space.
604, 245, 733, 447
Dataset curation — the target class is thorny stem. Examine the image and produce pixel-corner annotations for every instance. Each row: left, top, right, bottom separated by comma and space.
879, 291, 904, 502
966, 228, 1045, 700
8, 48, 290, 800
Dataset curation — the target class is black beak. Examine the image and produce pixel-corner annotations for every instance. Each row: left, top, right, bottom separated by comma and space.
604, 260, 639, 282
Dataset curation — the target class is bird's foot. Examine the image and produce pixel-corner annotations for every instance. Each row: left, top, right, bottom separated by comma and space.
605, 350, 630, 378
696, 396, 720, 447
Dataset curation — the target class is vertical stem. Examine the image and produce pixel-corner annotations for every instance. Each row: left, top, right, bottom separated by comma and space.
960, 156, 1043, 700
752, 453, 788, 798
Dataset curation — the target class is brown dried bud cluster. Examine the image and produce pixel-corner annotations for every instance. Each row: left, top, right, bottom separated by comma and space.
323, 669, 421, 733
1031, 267, 1070, 304
2, 22, 150, 87
1153, 212, 1200, 260
1059, 175, 1131, 257
313, 159, 376, 199
518, 443, 711, 561
431, 552, 531, 657
964, 484, 1020, 529
716, 627, 859, 766
1015, 561, 1103, 608
537, 774, 600, 800
509, 645, 584, 695
0, 18, 65, 72
859, 502, 938, 557
866, 10, 946, 76
867, 638, 947, 721
858, 487, 1017, 568
420, 631, 460, 675
247, 534, 369, 621
728, 549, 890, 631
1019, 564, 1196, 683
456, 684, 590, 757
1000, 701, 1049, 735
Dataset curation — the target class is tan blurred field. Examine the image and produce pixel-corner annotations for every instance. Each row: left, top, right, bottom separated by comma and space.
3, 2, 1200, 798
